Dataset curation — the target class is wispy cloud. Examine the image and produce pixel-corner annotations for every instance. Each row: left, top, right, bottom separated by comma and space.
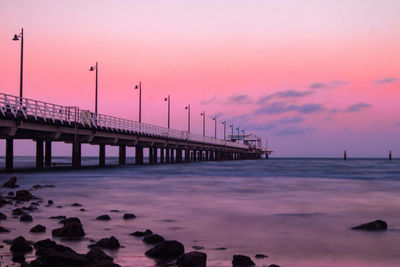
200, 95, 218, 105
273, 126, 313, 136
309, 82, 327, 89
309, 80, 350, 90
254, 102, 324, 115
346, 103, 372, 112
257, 89, 313, 104
225, 94, 252, 104
278, 116, 304, 124
373, 77, 397, 85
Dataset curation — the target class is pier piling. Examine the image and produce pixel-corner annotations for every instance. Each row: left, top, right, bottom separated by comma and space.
6, 138, 13, 171
36, 139, 44, 169
99, 144, 105, 167
45, 141, 52, 167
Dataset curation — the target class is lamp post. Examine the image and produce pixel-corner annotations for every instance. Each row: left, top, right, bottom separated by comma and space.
230, 124, 233, 141
164, 95, 170, 129
236, 127, 240, 140
185, 104, 191, 133
222, 121, 226, 142
242, 129, 245, 140
89, 62, 98, 114
212, 116, 217, 138
200, 111, 206, 137
12, 28, 24, 99
134, 82, 142, 123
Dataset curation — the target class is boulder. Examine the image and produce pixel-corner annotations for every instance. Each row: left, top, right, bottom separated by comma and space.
123, 213, 136, 219
176, 251, 207, 267
130, 229, 153, 237
255, 253, 268, 258
268, 265, 280, 267
352, 220, 388, 231
48, 200, 54, 205
96, 215, 111, 221
32, 184, 43, 189
34, 239, 57, 249
52, 217, 85, 238
3, 176, 18, 188
143, 234, 165, 244
91, 236, 121, 250
15, 190, 34, 201
35, 242, 90, 267
0, 196, 8, 207
20, 214, 33, 222
0, 226, 10, 233
13, 208, 26, 216
232, 255, 255, 267
30, 224, 46, 233
86, 247, 114, 263
10, 236, 33, 253
0, 212, 7, 220
71, 203, 82, 207
145, 240, 184, 259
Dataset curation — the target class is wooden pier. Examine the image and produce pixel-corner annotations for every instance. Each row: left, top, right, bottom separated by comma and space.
0, 92, 270, 171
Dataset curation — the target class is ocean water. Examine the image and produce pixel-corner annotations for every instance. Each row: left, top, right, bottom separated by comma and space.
1, 158, 400, 267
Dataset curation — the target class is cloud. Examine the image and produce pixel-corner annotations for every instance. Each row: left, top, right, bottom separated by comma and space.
373, 77, 397, 85
225, 94, 252, 104
309, 80, 350, 90
200, 95, 218, 105
254, 102, 324, 115
257, 89, 313, 104
278, 116, 304, 124
298, 104, 324, 114
273, 126, 313, 136
331, 80, 350, 87
346, 103, 372, 112
309, 82, 327, 89
207, 112, 224, 119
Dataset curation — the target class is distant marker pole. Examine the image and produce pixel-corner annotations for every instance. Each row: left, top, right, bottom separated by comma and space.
389, 150, 392, 160
344, 150, 347, 160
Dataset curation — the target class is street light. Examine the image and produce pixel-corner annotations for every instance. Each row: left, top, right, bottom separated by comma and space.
229, 124, 234, 141
89, 62, 98, 114
185, 104, 191, 133
164, 95, 170, 129
241, 129, 245, 140
222, 121, 226, 142
200, 111, 206, 137
212, 116, 217, 138
236, 127, 240, 140
134, 81, 142, 123
12, 28, 24, 98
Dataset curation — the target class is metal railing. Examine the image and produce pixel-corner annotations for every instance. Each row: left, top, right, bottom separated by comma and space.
0, 92, 249, 149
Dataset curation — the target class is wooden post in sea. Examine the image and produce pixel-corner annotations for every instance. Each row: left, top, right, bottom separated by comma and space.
389, 150, 392, 160
344, 150, 347, 160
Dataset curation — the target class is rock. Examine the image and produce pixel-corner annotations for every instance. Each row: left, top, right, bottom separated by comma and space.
145, 240, 185, 259
71, 203, 82, 207
255, 253, 268, 259
10, 236, 33, 253
48, 200, 54, 205
12, 252, 26, 263
214, 247, 227, 250
3, 176, 18, 188
352, 220, 388, 231
15, 190, 34, 201
110, 209, 119, 213
35, 239, 57, 249
130, 229, 153, 237
232, 255, 255, 267
33, 184, 43, 189
86, 247, 113, 263
176, 251, 207, 267
123, 213, 136, 219
143, 234, 165, 244
52, 217, 85, 238
30, 224, 46, 233
192, 246, 204, 250
35, 242, 90, 266
91, 236, 121, 250
96, 215, 111, 221
13, 208, 26, 216
0, 226, 10, 233
80, 208, 87, 212
44, 184, 55, 188
20, 214, 33, 222
50, 215, 66, 220
8, 191, 14, 196
0, 196, 8, 206
0, 212, 7, 220
268, 265, 280, 267
57, 205, 63, 208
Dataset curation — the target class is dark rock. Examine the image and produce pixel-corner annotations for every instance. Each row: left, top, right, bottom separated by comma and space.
48, 200, 54, 205
50, 215, 66, 220
30, 224, 46, 233
176, 251, 207, 267
80, 208, 87, 212
35, 242, 90, 267
60, 217, 82, 225
110, 209, 119, 212
10, 236, 33, 253
96, 215, 111, 221
255, 253, 268, 259
8, 191, 14, 196
22, 205, 38, 212
352, 220, 388, 231
232, 255, 255, 267
15, 190, 34, 201
145, 240, 184, 259
123, 213, 136, 219
130, 229, 153, 237
20, 214, 33, 222
86, 247, 113, 263
268, 265, 280, 267
214, 247, 226, 250
192, 246, 204, 250
35, 239, 57, 249
143, 234, 165, 244
12, 252, 25, 263
0, 196, 8, 206
0, 226, 9, 233
71, 203, 82, 207
30, 201, 40, 206
57, 205, 63, 208
52, 217, 85, 238
3, 176, 18, 188
33, 184, 43, 189
0, 212, 7, 220
44, 184, 55, 188
13, 208, 26, 216
91, 236, 120, 250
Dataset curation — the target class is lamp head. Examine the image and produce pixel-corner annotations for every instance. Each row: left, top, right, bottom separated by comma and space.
164, 97, 168, 101
89, 66, 94, 71
135, 85, 138, 89
12, 34, 19, 41
185, 106, 188, 109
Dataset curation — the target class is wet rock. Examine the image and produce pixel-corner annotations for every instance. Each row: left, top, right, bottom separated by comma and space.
352, 220, 388, 231
143, 234, 165, 244
12, 252, 26, 263
0, 226, 10, 233
96, 215, 111, 221
34, 239, 57, 249
32, 184, 43, 189
86, 247, 114, 264
0, 196, 9, 207
13, 208, 26, 216
268, 265, 280, 267
91, 236, 121, 250
34, 242, 90, 267
20, 214, 33, 222
30, 224, 46, 233
80, 208, 87, 212
3, 176, 18, 188
57, 205, 63, 208
50, 215, 66, 220
214, 247, 227, 250
59, 217, 82, 225
22, 205, 38, 212
176, 251, 207, 267
10, 236, 33, 253
48, 200, 54, 205
192, 246, 204, 250
145, 240, 185, 259
130, 229, 153, 237
0, 212, 7, 220
52, 217, 85, 238
15, 190, 34, 201
123, 213, 136, 219
232, 255, 255, 267
8, 191, 14, 196
71, 203, 82, 207
110, 209, 119, 212
255, 253, 268, 259
30, 201, 40, 206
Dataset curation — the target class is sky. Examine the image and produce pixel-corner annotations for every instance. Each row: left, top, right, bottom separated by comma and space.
0, 0, 399, 157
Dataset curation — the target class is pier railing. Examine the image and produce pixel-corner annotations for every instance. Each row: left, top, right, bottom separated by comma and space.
0, 92, 248, 149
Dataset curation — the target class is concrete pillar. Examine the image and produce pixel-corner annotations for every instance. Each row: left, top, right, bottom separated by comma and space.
153, 147, 158, 163
72, 140, 81, 168
99, 144, 105, 167
149, 147, 154, 164
176, 149, 182, 163
166, 148, 170, 163
185, 149, 190, 162
45, 141, 52, 167
36, 139, 44, 169
6, 138, 13, 171
119, 145, 126, 165
160, 148, 165, 163
171, 149, 175, 163
135, 146, 143, 165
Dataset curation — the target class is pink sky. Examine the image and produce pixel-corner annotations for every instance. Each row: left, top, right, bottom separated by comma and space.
0, 0, 399, 157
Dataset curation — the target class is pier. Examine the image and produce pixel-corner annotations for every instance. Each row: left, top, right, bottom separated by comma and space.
0, 92, 271, 171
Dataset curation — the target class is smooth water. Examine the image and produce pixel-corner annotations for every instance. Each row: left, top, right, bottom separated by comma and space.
1, 158, 400, 266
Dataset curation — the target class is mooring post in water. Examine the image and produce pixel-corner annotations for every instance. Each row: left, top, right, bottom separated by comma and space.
344, 150, 347, 160
72, 140, 81, 168
166, 148, 170, 163
6, 138, 13, 171
160, 147, 165, 163
45, 141, 52, 167
36, 139, 44, 169
389, 150, 392, 160
135, 145, 143, 165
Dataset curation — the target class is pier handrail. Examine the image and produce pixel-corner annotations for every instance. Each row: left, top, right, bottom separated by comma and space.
0, 92, 249, 149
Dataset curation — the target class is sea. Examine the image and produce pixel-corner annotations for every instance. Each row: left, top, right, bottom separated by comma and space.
1, 157, 400, 267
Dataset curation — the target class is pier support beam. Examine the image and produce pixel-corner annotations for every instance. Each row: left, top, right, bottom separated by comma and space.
45, 141, 52, 167
135, 146, 143, 165
99, 144, 105, 167
72, 140, 81, 168
185, 149, 189, 162
171, 149, 175, 163
6, 138, 13, 171
153, 147, 158, 163
166, 148, 170, 163
119, 145, 126, 165
176, 149, 182, 163
36, 139, 44, 169
160, 148, 165, 163
149, 147, 154, 164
